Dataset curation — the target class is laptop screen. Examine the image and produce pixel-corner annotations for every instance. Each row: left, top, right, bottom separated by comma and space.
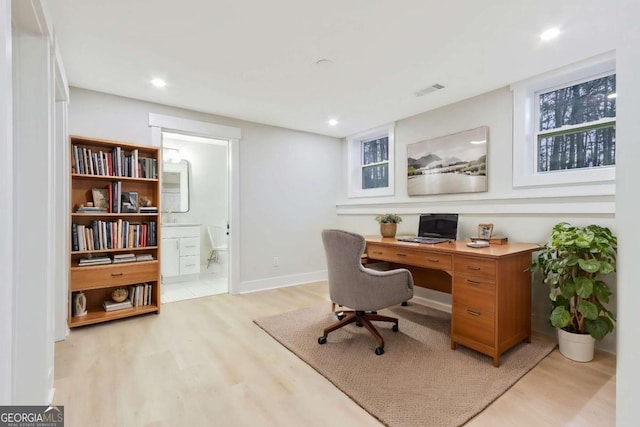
418, 214, 458, 239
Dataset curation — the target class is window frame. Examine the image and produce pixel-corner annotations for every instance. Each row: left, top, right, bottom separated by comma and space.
347, 124, 395, 198
511, 53, 616, 187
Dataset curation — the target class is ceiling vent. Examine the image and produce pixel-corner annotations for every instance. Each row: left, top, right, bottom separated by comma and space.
414, 83, 445, 97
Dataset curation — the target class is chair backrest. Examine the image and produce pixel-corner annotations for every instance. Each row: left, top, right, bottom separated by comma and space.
207, 225, 227, 250
321, 229, 367, 304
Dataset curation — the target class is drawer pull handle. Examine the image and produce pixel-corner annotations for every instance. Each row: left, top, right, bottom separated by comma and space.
427, 258, 439, 262
111, 272, 123, 277
396, 253, 407, 257
467, 309, 481, 316
467, 280, 481, 286
467, 266, 481, 271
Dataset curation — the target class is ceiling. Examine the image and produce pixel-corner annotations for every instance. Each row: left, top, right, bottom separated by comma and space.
50, 0, 616, 138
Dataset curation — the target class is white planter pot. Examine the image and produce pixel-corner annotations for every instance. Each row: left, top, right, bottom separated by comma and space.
557, 328, 595, 362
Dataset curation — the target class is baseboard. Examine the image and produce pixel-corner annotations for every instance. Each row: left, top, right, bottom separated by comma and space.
239, 270, 327, 294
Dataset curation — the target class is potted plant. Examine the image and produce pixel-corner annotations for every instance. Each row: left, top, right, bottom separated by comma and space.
529, 222, 617, 362
375, 214, 402, 238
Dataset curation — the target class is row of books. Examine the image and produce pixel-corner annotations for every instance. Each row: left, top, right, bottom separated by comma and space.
78, 253, 155, 266
102, 283, 154, 312
72, 220, 157, 252
72, 144, 158, 179
103, 283, 153, 312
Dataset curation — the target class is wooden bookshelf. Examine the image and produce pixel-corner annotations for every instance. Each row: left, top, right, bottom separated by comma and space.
69, 135, 162, 328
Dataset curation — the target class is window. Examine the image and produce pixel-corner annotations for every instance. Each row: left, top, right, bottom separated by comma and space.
348, 124, 395, 198
512, 53, 616, 187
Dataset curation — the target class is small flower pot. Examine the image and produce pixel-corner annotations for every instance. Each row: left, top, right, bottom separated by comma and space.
380, 223, 397, 238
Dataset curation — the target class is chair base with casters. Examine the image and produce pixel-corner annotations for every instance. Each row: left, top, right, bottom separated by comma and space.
318, 310, 399, 355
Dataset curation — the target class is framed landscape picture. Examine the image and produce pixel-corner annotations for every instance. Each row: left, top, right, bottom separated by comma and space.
407, 126, 488, 196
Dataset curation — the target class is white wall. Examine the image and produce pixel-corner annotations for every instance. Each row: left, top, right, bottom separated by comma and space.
0, 0, 14, 405
337, 86, 617, 353
68, 88, 341, 293
615, 0, 640, 425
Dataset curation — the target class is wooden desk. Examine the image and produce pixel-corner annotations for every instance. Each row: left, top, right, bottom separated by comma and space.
365, 236, 540, 366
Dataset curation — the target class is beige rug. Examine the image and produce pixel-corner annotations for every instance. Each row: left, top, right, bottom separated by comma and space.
254, 303, 556, 427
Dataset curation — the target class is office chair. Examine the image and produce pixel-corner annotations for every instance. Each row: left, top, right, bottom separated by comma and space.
318, 229, 414, 355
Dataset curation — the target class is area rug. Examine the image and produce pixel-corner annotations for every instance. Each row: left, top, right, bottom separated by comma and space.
254, 303, 556, 427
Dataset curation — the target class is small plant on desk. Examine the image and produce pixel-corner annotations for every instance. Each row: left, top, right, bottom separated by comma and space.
375, 214, 402, 224
375, 214, 402, 238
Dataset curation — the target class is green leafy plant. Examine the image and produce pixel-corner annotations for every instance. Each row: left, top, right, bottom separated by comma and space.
375, 214, 402, 224
529, 222, 617, 340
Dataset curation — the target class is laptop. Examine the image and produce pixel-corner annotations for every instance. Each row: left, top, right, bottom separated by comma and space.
397, 214, 459, 244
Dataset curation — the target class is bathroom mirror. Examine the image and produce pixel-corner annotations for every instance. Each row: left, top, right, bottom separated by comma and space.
161, 160, 190, 212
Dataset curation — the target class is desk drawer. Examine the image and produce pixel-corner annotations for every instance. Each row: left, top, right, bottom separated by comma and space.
454, 255, 496, 280
453, 305, 495, 347
453, 276, 495, 314
367, 244, 452, 270
71, 262, 158, 291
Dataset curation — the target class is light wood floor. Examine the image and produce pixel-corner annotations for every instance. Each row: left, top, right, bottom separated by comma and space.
53, 281, 616, 426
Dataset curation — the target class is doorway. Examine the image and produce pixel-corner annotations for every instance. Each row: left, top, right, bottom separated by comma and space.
160, 132, 229, 302
149, 113, 241, 300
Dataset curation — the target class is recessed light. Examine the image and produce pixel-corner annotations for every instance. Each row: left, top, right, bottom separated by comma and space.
151, 78, 167, 88
607, 93, 617, 99
328, 119, 338, 126
540, 27, 560, 41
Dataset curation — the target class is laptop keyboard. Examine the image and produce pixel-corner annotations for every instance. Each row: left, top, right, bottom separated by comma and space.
397, 236, 452, 244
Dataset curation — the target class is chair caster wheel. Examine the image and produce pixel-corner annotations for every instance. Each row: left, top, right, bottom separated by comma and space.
375, 347, 384, 355
401, 301, 408, 306
356, 322, 363, 327
318, 336, 327, 345
392, 324, 399, 332
336, 313, 345, 320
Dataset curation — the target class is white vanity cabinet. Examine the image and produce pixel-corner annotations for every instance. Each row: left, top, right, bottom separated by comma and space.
161, 224, 201, 278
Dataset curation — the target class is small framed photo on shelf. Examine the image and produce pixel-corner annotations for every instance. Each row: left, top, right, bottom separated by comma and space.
478, 224, 494, 239
91, 188, 109, 210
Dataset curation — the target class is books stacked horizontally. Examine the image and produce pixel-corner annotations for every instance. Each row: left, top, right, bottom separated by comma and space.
138, 206, 158, 214
103, 299, 133, 312
78, 256, 112, 266
112, 253, 136, 264
135, 254, 154, 262
75, 206, 107, 214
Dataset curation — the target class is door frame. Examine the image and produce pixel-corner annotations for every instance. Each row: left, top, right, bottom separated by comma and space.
149, 113, 241, 295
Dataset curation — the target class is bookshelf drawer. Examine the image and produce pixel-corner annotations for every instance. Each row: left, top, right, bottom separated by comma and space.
71, 262, 158, 291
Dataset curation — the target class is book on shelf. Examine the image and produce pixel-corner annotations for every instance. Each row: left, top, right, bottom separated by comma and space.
136, 254, 154, 262
113, 253, 135, 259
103, 299, 133, 312
138, 206, 158, 213
75, 206, 108, 213
78, 256, 112, 266
112, 254, 136, 264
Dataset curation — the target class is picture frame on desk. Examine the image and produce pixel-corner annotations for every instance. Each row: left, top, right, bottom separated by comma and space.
478, 223, 493, 239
